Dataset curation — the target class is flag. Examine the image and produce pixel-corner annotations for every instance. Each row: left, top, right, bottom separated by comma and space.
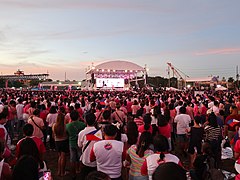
227, 119, 240, 128
86, 129, 102, 141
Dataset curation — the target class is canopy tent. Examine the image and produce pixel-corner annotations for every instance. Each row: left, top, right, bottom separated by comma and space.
166, 87, 181, 91
215, 86, 228, 91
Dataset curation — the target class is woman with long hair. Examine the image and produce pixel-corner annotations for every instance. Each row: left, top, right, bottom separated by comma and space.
52, 113, 69, 176
141, 135, 182, 180
126, 121, 139, 148
138, 114, 152, 134
126, 132, 153, 180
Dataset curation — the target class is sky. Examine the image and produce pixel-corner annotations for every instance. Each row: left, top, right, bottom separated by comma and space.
0, 0, 240, 81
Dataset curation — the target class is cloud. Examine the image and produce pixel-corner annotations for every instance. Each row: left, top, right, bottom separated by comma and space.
0, 1, 172, 13
195, 48, 240, 56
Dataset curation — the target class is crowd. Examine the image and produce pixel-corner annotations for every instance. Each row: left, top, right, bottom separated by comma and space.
0, 88, 240, 180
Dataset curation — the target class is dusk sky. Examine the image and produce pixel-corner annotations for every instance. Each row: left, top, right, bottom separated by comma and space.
0, 0, 239, 80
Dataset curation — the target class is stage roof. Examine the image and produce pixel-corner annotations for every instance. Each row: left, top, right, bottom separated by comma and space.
87, 60, 144, 74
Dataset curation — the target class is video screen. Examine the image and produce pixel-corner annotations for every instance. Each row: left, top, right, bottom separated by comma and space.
96, 78, 124, 88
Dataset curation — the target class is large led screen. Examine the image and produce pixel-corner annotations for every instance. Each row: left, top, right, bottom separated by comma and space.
96, 78, 124, 88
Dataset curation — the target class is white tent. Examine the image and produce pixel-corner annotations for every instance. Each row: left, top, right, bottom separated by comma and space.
215, 86, 227, 91
166, 87, 180, 91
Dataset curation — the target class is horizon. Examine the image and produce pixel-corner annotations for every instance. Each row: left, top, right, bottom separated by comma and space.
0, 1, 239, 80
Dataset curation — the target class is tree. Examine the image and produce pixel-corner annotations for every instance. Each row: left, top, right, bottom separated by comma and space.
0, 79, 5, 88
228, 77, 234, 83
222, 77, 226, 82
30, 80, 41, 87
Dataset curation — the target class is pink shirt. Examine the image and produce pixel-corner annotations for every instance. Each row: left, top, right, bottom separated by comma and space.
134, 117, 144, 127
28, 116, 44, 139
131, 105, 140, 115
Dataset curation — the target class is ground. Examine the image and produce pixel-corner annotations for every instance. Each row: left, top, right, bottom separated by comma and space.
44, 147, 237, 180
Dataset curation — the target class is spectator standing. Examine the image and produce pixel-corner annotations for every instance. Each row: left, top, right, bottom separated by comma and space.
90, 125, 125, 179
78, 113, 102, 178
52, 113, 69, 177
66, 110, 85, 179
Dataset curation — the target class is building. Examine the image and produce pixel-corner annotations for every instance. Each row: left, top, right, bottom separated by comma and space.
85, 60, 147, 90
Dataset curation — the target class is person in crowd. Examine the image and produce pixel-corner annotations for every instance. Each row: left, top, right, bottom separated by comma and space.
52, 113, 69, 177
152, 162, 187, 180
126, 121, 139, 149
141, 134, 182, 180
190, 142, 216, 180
0, 112, 12, 160
16, 98, 24, 139
175, 100, 183, 115
78, 113, 103, 178
0, 139, 12, 180
158, 114, 171, 151
12, 155, 39, 180
6, 100, 16, 141
126, 132, 153, 180
65, 106, 74, 124
169, 103, 176, 150
174, 106, 191, 156
100, 110, 112, 125
86, 171, 111, 180
27, 101, 36, 116
134, 109, 144, 128
90, 124, 125, 180
66, 110, 85, 179
39, 104, 49, 146
15, 123, 46, 161
204, 112, 222, 168
75, 103, 84, 121
138, 114, 153, 134
17, 138, 48, 172
131, 100, 140, 118
95, 104, 104, 123
46, 106, 58, 150
150, 105, 160, 138
186, 100, 194, 121
111, 103, 126, 126
28, 109, 45, 139
224, 105, 240, 141
186, 116, 204, 168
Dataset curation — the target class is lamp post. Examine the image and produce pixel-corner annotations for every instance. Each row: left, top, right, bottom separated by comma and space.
144, 64, 149, 86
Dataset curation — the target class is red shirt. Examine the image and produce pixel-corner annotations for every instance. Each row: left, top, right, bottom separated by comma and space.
126, 101, 133, 113
225, 114, 240, 124
138, 125, 153, 134
158, 124, 171, 138
16, 136, 46, 158
234, 139, 240, 153
40, 110, 49, 121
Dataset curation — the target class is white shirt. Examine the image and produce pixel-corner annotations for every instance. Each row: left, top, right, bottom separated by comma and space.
145, 153, 181, 180
16, 103, 24, 120
46, 113, 58, 127
92, 140, 124, 178
144, 105, 151, 114
175, 105, 182, 115
78, 126, 102, 167
174, 114, 191, 135
212, 105, 219, 115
